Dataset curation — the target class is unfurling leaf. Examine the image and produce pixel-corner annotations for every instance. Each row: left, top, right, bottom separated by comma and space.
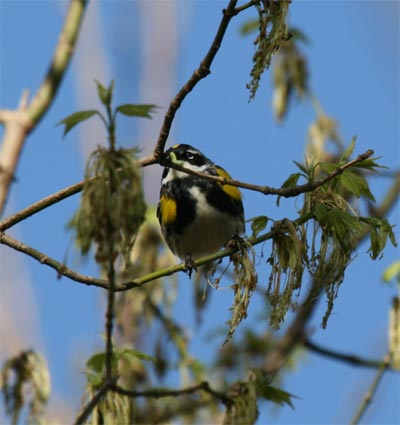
340, 137, 356, 163
277, 172, 302, 206
258, 385, 297, 409
96, 79, 115, 106
56, 110, 98, 138
116, 104, 158, 119
250, 216, 269, 238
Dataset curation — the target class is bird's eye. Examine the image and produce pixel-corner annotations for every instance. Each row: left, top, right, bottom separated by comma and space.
186, 152, 195, 160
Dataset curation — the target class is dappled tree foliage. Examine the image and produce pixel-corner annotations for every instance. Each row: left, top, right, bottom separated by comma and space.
1, 1, 398, 424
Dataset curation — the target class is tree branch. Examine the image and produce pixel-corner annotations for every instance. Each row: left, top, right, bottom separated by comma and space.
0, 0, 88, 215
162, 149, 374, 197
112, 381, 231, 406
350, 355, 391, 424
0, 226, 279, 292
153, 0, 239, 159
0, 149, 374, 233
0, 153, 157, 232
305, 340, 398, 371
74, 378, 117, 425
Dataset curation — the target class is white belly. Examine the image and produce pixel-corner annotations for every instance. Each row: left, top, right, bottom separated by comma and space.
172, 187, 243, 260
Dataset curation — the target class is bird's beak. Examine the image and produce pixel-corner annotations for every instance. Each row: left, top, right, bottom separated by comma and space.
168, 151, 184, 166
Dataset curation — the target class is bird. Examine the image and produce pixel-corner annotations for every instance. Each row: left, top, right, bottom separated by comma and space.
157, 144, 244, 276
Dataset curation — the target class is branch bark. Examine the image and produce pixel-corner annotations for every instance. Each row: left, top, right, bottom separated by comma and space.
153, 0, 239, 159
0, 0, 88, 215
305, 340, 398, 371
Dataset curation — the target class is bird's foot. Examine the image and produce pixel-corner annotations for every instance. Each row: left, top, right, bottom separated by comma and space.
184, 255, 197, 278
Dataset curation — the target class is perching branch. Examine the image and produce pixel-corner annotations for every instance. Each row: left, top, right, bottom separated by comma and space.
0, 0, 88, 215
162, 149, 374, 197
0, 225, 280, 292
0, 149, 374, 233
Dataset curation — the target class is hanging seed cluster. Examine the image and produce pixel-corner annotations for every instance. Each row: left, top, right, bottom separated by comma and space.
71, 147, 146, 266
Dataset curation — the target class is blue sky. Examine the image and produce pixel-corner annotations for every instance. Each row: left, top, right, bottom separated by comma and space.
1, 1, 399, 424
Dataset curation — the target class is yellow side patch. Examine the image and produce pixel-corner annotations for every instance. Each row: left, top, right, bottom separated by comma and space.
216, 166, 242, 201
159, 195, 177, 225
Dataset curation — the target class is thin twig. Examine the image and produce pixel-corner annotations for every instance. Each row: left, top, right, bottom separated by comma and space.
305, 340, 398, 371
104, 167, 117, 380
350, 355, 391, 425
153, 0, 239, 159
112, 381, 232, 406
74, 378, 116, 425
234, 0, 259, 15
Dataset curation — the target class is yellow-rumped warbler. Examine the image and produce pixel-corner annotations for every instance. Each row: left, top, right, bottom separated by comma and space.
157, 144, 244, 275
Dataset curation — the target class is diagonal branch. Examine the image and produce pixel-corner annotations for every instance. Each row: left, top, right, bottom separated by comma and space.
0, 0, 88, 215
350, 355, 391, 424
153, 0, 239, 159
305, 340, 399, 371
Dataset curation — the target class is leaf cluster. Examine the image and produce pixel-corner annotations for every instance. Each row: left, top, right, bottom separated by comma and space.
261, 141, 397, 329
62, 81, 153, 266
86, 348, 156, 388
70, 146, 146, 265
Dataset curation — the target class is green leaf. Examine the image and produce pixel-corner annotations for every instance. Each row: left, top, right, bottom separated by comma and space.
56, 110, 98, 138
277, 172, 302, 206
250, 216, 269, 238
118, 349, 157, 363
352, 157, 386, 171
339, 170, 376, 201
258, 385, 297, 409
360, 217, 397, 260
292, 160, 309, 176
85, 352, 106, 386
116, 104, 158, 119
96, 79, 114, 106
340, 136, 356, 163
319, 162, 338, 174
